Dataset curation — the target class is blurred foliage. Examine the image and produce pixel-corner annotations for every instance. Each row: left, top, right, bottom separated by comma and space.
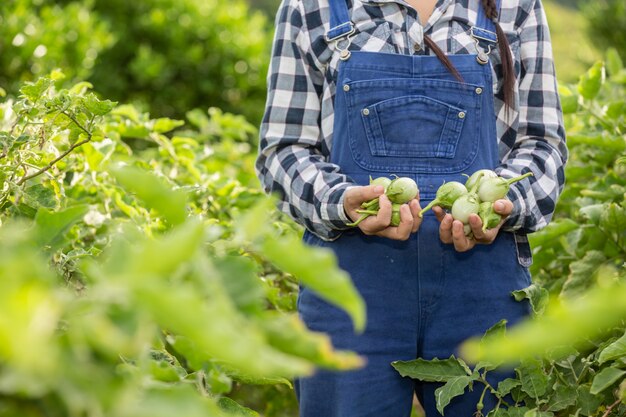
0, 0, 270, 124
0, 73, 366, 416
544, 1, 601, 83
584, 0, 626, 62
396, 53, 626, 416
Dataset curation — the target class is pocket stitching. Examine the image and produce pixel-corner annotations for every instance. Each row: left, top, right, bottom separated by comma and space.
361, 95, 467, 158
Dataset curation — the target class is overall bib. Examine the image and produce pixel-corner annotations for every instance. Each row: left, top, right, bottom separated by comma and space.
296, 1, 532, 415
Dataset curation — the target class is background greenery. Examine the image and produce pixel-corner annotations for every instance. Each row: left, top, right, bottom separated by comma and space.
0, 0, 624, 416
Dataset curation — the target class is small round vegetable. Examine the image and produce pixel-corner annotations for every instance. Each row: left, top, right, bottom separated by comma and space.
463, 223, 473, 237
418, 181, 467, 217
369, 175, 392, 192
451, 193, 480, 224
478, 201, 502, 232
477, 172, 533, 203
386, 177, 419, 204
464, 169, 497, 191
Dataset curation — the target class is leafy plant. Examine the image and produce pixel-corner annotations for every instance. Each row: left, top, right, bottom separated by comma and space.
0, 73, 365, 416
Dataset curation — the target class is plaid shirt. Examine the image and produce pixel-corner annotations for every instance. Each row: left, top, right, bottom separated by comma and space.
256, 0, 568, 241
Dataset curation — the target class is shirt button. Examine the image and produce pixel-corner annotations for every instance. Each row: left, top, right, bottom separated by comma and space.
362, 108, 370, 116
343, 84, 350, 92
458, 111, 466, 119
413, 42, 422, 52
475, 87, 483, 95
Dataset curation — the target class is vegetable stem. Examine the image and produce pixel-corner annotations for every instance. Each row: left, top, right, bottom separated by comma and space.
505, 172, 533, 185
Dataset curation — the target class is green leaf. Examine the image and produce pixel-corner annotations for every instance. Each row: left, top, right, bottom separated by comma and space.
606, 47, 624, 77
578, 204, 605, 224
561, 251, 607, 299
558, 85, 578, 114
20, 77, 53, 102
599, 330, 626, 364
261, 233, 366, 332
518, 358, 549, 399
149, 359, 185, 382
547, 381, 577, 411
600, 202, 626, 250
606, 100, 626, 120
590, 366, 626, 395
528, 219, 578, 248
434, 375, 472, 415
34, 205, 89, 249
153, 118, 185, 133
112, 165, 188, 226
512, 284, 549, 315
476, 319, 507, 370
392, 356, 470, 382
566, 134, 626, 152
214, 256, 265, 316
259, 313, 363, 370
577, 61, 604, 100
497, 378, 521, 397
217, 397, 259, 417
576, 385, 604, 415
523, 410, 554, 417
507, 407, 531, 417
461, 283, 626, 363
81, 93, 117, 116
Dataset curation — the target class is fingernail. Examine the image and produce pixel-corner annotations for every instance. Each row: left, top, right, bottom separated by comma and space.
494, 201, 504, 211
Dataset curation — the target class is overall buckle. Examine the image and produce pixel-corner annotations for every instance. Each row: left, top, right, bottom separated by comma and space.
325, 22, 356, 61
469, 26, 496, 65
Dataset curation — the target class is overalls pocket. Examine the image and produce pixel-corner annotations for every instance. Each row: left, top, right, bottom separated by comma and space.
361, 95, 466, 158
343, 76, 483, 174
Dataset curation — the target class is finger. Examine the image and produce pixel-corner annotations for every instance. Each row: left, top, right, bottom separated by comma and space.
361, 194, 392, 233
378, 204, 412, 240
468, 213, 489, 242
345, 185, 385, 208
439, 213, 454, 244
409, 199, 422, 233
493, 199, 513, 217
432, 206, 447, 223
451, 220, 474, 252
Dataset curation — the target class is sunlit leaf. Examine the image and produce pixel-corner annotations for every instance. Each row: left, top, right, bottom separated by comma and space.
261, 233, 366, 333
112, 165, 187, 226
577, 61, 604, 100
434, 375, 472, 415
392, 356, 470, 382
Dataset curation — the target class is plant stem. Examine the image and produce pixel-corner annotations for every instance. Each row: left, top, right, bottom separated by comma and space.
16, 112, 92, 186
602, 398, 622, 417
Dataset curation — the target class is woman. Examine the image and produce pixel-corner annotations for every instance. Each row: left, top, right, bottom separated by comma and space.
256, 0, 567, 415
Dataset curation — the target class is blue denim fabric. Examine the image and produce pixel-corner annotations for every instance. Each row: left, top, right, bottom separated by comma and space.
296, 3, 531, 416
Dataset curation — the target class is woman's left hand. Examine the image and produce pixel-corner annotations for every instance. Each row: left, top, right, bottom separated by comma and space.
433, 199, 513, 252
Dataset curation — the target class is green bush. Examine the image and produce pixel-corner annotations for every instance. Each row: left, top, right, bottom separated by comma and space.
584, 0, 626, 62
0, 0, 270, 124
0, 0, 113, 91
0, 73, 364, 416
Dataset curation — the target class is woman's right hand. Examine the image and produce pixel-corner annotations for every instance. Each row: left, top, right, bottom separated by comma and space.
343, 185, 422, 240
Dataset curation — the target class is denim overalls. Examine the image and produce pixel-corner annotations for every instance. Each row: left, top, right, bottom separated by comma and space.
296, 1, 532, 415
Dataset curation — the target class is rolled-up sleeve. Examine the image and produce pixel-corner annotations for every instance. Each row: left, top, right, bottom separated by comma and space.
255, 0, 354, 241
497, 0, 568, 233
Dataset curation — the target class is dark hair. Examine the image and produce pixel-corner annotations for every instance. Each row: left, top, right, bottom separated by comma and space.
423, 0, 516, 110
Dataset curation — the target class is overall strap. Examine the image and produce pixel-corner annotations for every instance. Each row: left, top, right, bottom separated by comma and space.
325, 0, 354, 41
471, 0, 501, 44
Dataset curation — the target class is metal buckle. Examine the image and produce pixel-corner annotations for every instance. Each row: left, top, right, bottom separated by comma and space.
469, 27, 494, 65
324, 22, 356, 42
469, 26, 497, 43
